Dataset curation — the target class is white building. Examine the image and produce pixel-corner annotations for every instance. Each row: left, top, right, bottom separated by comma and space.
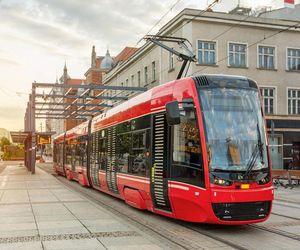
102, 8, 300, 169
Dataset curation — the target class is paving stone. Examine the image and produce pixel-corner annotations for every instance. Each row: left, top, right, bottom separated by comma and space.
99, 236, 163, 250
37, 220, 89, 235
0, 190, 29, 204
0, 204, 32, 217
43, 238, 106, 250
32, 203, 71, 216
0, 165, 173, 249
28, 189, 59, 203
81, 219, 132, 233
50, 188, 84, 202
0, 241, 43, 250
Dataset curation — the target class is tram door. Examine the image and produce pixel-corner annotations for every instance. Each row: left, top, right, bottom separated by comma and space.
150, 113, 172, 212
106, 127, 119, 193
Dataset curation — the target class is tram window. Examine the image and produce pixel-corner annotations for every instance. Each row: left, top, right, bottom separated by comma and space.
117, 121, 131, 134
171, 110, 205, 187
66, 145, 72, 165
71, 144, 77, 168
53, 144, 57, 163
59, 144, 64, 165
131, 115, 151, 130
130, 130, 150, 177
117, 133, 131, 173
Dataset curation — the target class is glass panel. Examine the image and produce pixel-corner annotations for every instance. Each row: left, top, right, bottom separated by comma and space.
171, 110, 204, 187
99, 133, 107, 170
117, 133, 131, 173
198, 41, 203, 49
199, 88, 269, 174
131, 115, 150, 131
269, 89, 273, 96
241, 54, 246, 67
229, 53, 233, 66
198, 51, 203, 64
293, 99, 296, 114
259, 55, 263, 68
130, 130, 150, 177
210, 52, 215, 64
268, 135, 283, 169
204, 51, 209, 63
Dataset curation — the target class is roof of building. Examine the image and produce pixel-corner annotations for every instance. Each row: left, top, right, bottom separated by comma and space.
10, 131, 28, 144
103, 8, 300, 84
100, 50, 115, 70
114, 47, 139, 64
259, 4, 300, 21
66, 79, 86, 85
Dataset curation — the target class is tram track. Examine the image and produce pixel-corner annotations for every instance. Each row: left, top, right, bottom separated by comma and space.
42, 168, 243, 250
54, 175, 191, 250
178, 222, 249, 250
40, 165, 300, 250
48, 175, 261, 250
249, 224, 300, 242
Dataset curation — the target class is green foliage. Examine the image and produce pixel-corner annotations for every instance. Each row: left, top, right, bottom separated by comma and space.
0, 137, 11, 151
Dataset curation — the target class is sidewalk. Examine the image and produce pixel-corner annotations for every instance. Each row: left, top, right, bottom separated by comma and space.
0, 164, 166, 250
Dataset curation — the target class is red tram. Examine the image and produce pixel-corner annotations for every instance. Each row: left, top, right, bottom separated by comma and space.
53, 74, 274, 224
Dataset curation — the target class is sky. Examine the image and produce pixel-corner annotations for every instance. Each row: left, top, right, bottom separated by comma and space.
0, 0, 292, 131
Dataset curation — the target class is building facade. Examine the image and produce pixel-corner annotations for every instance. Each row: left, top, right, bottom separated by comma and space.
101, 8, 300, 169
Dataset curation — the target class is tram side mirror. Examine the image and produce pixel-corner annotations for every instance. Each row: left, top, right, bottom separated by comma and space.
166, 101, 181, 125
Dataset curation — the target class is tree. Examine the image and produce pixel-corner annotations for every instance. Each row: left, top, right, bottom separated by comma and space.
0, 137, 11, 151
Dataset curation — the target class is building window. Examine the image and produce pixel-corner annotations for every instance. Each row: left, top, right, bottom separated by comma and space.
137, 71, 141, 86
169, 51, 174, 70
144, 66, 148, 85
287, 48, 300, 71
131, 75, 134, 86
258, 46, 275, 69
152, 61, 156, 81
288, 89, 300, 114
228, 43, 247, 67
260, 87, 275, 114
125, 79, 128, 87
197, 41, 216, 65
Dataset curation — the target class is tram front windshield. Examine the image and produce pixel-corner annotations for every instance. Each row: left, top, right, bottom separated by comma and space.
199, 87, 269, 177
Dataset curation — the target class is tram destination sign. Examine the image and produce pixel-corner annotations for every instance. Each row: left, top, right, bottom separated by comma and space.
37, 134, 51, 145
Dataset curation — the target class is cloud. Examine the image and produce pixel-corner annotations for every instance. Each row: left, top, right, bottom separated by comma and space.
0, 105, 25, 131
0, 57, 20, 66
0, 0, 171, 54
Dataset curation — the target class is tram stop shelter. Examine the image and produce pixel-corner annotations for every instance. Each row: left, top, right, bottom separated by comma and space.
23, 81, 146, 174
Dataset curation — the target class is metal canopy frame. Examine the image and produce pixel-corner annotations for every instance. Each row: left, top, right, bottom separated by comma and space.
24, 81, 147, 174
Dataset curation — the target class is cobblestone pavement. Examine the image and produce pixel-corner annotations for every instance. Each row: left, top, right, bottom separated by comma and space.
3, 162, 299, 249
0, 163, 177, 250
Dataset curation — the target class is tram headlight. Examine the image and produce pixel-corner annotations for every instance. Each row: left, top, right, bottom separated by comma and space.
210, 174, 232, 186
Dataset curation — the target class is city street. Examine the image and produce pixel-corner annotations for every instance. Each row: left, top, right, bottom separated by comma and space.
1, 1, 300, 249
0, 162, 299, 249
